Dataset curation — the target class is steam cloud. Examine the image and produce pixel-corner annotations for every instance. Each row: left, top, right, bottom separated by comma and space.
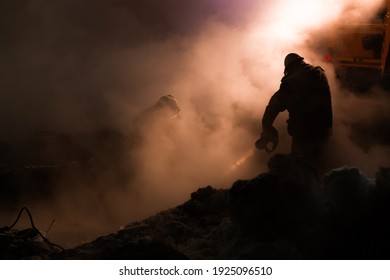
0, 0, 389, 247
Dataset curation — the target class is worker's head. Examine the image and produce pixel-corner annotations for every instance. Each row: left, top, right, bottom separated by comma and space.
284, 53, 304, 68
156, 94, 181, 118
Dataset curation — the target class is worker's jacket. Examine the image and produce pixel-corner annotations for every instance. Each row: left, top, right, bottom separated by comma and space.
262, 62, 333, 141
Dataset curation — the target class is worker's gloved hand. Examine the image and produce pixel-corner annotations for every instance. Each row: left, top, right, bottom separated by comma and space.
255, 126, 278, 153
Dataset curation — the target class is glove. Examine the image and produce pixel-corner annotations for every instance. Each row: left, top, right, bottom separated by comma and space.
255, 126, 278, 153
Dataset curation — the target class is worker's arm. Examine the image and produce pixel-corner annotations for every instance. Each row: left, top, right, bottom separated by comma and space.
256, 88, 286, 152
261, 89, 287, 132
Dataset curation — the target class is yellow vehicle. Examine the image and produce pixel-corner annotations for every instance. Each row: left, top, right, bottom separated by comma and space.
323, 0, 390, 91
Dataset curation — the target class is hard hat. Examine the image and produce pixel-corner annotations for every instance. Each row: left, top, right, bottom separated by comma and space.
156, 94, 180, 114
284, 53, 304, 67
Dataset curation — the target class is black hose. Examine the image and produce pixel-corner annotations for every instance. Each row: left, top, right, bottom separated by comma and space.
7, 206, 65, 251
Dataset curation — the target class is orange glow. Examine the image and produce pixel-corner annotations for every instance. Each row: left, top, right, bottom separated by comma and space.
248, 0, 385, 44
228, 149, 255, 172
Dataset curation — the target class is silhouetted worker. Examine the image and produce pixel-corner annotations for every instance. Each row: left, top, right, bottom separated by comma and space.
256, 53, 332, 161
132, 94, 181, 144
133, 94, 180, 127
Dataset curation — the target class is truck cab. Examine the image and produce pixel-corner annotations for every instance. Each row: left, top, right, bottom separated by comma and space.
323, 0, 390, 91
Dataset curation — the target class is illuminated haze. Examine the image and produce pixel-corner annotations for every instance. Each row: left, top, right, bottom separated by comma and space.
0, 0, 388, 246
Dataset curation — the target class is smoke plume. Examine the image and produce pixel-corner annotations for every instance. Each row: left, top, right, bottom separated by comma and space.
0, 0, 388, 247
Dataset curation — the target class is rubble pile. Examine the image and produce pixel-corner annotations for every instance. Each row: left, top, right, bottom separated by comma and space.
1, 155, 390, 259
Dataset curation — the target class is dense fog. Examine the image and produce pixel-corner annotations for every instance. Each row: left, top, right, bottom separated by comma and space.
0, 0, 388, 247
